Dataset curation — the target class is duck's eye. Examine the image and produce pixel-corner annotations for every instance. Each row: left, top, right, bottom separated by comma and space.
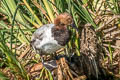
66, 17, 72, 21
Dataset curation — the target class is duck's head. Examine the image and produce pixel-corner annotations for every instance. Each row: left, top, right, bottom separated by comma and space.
54, 12, 78, 31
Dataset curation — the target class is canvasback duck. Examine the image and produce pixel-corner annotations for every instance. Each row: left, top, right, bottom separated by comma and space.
31, 13, 78, 56
30, 12, 78, 70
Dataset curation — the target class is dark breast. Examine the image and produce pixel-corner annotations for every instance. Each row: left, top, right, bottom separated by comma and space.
52, 27, 71, 46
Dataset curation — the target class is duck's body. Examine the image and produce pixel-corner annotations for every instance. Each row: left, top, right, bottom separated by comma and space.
30, 12, 77, 71
31, 23, 70, 54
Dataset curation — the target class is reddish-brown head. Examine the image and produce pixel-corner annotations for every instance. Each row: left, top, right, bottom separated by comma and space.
54, 13, 73, 27
54, 13, 79, 32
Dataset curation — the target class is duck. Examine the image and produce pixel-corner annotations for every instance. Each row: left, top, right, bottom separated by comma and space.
30, 12, 78, 70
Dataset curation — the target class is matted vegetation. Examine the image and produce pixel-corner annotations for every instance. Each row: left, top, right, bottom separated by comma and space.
0, 0, 120, 80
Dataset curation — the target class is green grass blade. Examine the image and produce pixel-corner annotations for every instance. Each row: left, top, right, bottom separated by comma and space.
43, 0, 54, 22
73, 1, 97, 28
23, 0, 43, 27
